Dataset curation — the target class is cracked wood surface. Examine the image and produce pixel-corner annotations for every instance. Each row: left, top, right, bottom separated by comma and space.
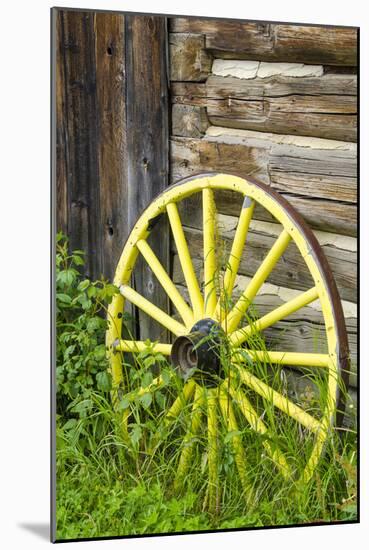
169, 19, 357, 65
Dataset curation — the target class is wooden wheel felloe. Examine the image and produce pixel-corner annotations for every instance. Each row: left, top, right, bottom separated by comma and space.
106, 173, 349, 500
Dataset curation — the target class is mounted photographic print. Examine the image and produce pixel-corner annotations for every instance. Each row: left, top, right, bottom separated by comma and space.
51, 7, 358, 542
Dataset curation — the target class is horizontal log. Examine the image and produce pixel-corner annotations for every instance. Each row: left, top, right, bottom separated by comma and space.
173, 75, 357, 142
206, 74, 357, 101
171, 75, 358, 141
206, 73, 357, 98
170, 134, 357, 236
171, 74, 357, 102
170, 33, 212, 81
170, 19, 358, 66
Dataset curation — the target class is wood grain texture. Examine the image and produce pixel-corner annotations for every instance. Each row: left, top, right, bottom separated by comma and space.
56, 10, 102, 279
206, 75, 356, 141
95, 12, 127, 282
170, 18, 358, 66
171, 82, 207, 105
55, 12, 68, 236
55, 10, 171, 341
170, 75, 357, 142
170, 33, 212, 81
125, 15, 170, 342
170, 135, 357, 236
172, 104, 209, 137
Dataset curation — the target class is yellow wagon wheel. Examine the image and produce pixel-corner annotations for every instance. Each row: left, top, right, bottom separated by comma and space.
106, 172, 349, 504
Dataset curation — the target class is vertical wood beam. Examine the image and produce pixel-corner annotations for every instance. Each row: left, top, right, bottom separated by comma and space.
125, 15, 169, 341
94, 13, 127, 282
55, 10, 102, 279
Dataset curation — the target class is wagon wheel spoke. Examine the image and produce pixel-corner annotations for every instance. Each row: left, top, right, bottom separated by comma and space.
300, 427, 329, 485
207, 388, 219, 512
136, 239, 195, 328
167, 201, 204, 320
225, 382, 292, 479
215, 196, 255, 321
232, 363, 322, 433
230, 287, 319, 346
174, 384, 205, 490
233, 348, 332, 368
114, 339, 172, 355
224, 229, 291, 333
203, 187, 218, 317
218, 386, 255, 498
120, 284, 187, 336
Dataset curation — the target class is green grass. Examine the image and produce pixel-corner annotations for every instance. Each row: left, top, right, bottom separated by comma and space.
55, 235, 357, 540
55, 378, 357, 540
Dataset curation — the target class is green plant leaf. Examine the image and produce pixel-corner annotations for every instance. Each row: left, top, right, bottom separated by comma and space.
130, 424, 142, 445
141, 371, 153, 388
96, 371, 112, 392
57, 293, 72, 304
139, 392, 152, 409
118, 397, 130, 410
78, 279, 90, 291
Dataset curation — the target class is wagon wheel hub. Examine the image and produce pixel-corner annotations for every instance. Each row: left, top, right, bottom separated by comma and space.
171, 318, 225, 387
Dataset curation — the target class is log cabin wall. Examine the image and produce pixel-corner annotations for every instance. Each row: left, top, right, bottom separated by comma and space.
168, 17, 358, 425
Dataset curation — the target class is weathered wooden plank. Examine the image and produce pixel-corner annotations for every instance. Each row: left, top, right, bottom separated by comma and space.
170, 33, 212, 81
171, 73, 358, 143
56, 10, 171, 340
269, 173, 355, 204
56, 10, 102, 279
170, 135, 357, 236
170, 136, 269, 182
206, 74, 357, 98
55, 12, 68, 237
172, 104, 209, 137
203, 75, 357, 141
125, 15, 170, 342
171, 75, 357, 139
95, 12, 126, 283
207, 102, 356, 142
170, 18, 358, 66
271, 195, 356, 237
